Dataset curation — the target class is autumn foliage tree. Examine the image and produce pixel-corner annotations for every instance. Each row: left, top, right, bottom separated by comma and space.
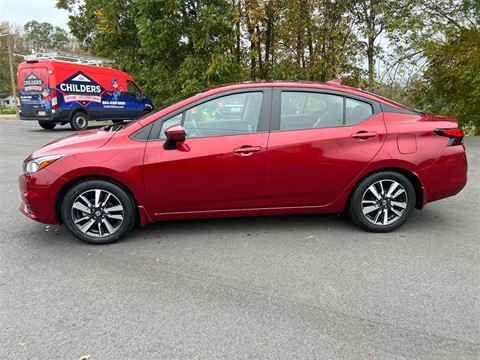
55, 0, 479, 132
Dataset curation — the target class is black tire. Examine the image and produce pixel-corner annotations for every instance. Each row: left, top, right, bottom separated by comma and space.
38, 121, 56, 130
70, 112, 89, 131
348, 171, 416, 232
61, 180, 136, 245
140, 109, 150, 118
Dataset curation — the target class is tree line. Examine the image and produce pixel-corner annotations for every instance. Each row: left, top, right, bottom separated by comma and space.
1, 1, 478, 133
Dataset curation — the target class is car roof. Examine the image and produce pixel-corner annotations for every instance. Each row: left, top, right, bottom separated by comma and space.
143, 80, 413, 123
203, 81, 410, 110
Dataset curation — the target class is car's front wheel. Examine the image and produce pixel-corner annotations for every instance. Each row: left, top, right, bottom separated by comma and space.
61, 180, 136, 244
348, 171, 416, 232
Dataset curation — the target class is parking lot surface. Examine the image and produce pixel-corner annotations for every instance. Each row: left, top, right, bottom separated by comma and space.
1, 120, 479, 359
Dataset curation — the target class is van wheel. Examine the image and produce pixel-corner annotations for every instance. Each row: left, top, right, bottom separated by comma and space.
70, 112, 89, 131
38, 121, 56, 130
141, 109, 150, 118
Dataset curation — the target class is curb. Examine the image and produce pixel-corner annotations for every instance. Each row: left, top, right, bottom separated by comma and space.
0, 115, 19, 120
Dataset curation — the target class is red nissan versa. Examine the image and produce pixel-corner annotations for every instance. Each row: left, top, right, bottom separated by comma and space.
18, 81, 468, 244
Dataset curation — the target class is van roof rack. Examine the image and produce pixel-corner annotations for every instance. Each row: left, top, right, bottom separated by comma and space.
23, 51, 115, 66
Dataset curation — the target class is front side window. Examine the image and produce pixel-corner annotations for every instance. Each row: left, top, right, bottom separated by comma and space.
183, 92, 263, 138
127, 80, 142, 99
280, 92, 344, 130
159, 113, 183, 140
157, 92, 263, 139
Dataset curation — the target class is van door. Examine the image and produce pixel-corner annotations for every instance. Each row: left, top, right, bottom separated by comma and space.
18, 66, 51, 119
124, 80, 145, 119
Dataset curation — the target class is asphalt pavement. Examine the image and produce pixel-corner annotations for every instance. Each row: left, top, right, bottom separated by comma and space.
1, 119, 479, 359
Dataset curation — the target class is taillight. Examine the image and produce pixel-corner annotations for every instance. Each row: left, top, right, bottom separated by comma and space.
51, 90, 58, 109
434, 128, 464, 146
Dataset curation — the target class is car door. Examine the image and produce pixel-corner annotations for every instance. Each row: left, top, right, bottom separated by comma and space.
266, 89, 386, 207
143, 89, 271, 214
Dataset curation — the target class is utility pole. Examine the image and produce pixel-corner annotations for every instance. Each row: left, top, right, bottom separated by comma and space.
1, 33, 19, 119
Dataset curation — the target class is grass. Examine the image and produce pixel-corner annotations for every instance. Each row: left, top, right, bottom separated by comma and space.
0, 107, 16, 115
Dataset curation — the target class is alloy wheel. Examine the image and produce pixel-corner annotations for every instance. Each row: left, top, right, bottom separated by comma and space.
361, 179, 408, 225
71, 188, 125, 238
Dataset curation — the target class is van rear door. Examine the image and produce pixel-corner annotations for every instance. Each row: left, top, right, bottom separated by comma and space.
18, 65, 50, 118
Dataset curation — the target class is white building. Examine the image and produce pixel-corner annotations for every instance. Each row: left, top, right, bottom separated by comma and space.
0, 93, 15, 108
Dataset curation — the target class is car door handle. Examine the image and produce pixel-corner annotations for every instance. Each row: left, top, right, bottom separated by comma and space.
351, 131, 377, 140
233, 146, 262, 156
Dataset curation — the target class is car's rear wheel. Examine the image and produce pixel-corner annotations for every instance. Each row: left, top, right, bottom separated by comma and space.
38, 121, 56, 130
70, 112, 88, 131
348, 171, 415, 232
61, 180, 136, 245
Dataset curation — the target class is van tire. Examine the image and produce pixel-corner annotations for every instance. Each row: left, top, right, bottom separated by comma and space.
70, 112, 89, 131
38, 121, 56, 130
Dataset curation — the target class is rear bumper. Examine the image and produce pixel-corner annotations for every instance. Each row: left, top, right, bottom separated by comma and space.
20, 108, 70, 122
418, 145, 468, 205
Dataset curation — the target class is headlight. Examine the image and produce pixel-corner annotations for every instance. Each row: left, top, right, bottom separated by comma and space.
23, 154, 65, 174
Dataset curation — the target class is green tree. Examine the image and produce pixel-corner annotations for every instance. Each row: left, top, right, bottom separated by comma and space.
409, 0, 480, 133
272, 0, 362, 82
24, 20, 70, 51
349, 0, 416, 90
58, 0, 242, 105
0, 22, 28, 93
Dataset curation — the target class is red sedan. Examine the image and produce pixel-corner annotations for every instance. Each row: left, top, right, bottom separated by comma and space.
19, 81, 467, 244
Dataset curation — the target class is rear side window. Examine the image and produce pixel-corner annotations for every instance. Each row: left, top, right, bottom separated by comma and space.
346, 98, 373, 125
280, 91, 375, 131
280, 92, 343, 130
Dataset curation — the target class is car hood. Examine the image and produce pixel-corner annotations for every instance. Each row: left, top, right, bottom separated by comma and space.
28, 128, 115, 159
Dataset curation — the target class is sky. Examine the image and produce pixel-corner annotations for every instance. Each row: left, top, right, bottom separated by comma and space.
0, 0, 70, 30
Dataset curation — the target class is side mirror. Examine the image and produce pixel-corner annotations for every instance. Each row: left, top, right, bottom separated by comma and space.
164, 124, 186, 143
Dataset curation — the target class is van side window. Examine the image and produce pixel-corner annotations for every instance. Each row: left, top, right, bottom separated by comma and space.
127, 81, 142, 99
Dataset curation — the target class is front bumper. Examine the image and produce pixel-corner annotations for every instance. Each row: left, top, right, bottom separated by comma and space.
18, 170, 67, 225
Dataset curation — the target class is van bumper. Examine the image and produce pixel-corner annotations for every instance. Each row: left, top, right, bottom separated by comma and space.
19, 108, 70, 122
